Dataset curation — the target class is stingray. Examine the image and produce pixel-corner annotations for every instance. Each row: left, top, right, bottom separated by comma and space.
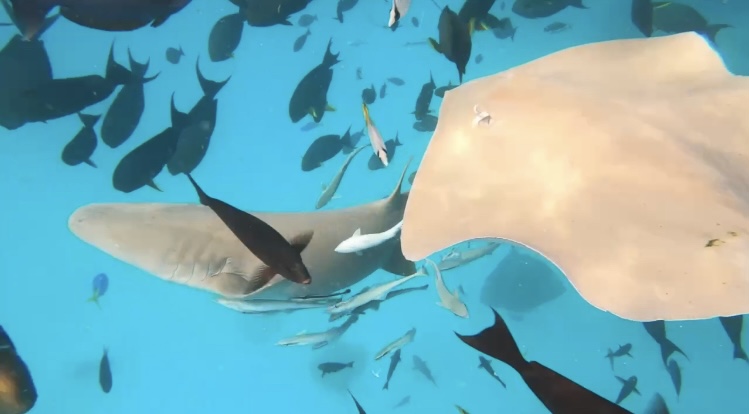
480, 245, 566, 320
401, 32, 749, 322
67, 162, 416, 300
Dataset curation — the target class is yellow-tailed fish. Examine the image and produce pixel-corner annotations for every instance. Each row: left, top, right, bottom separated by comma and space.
362, 103, 389, 167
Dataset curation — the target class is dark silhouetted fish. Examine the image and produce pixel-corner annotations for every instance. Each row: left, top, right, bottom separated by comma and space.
165, 45, 184, 63
383, 348, 401, 390
614, 375, 639, 405
544, 21, 570, 33
86, 272, 109, 308
297, 13, 317, 26
14, 43, 132, 125
413, 114, 437, 132
302, 131, 348, 171
511, 0, 586, 19
101, 49, 158, 149
0, 325, 37, 414
244, 0, 312, 27
341, 126, 364, 154
412, 355, 436, 385
719, 315, 747, 362
166, 59, 230, 175
208, 10, 244, 62
99, 347, 112, 393
642, 321, 688, 366
485, 15, 517, 40
362, 84, 376, 104
289, 38, 339, 123
368, 135, 402, 171
458, 0, 497, 32
318, 361, 354, 376
413, 72, 435, 120
475, 53, 483, 63
408, 171, 416, 185
10, 0, 192, 40
379, 83, 387, 99
335, 0, 358, 23
652, 1, 730, 43
666, 359, 681, 396
185, 174, 314, 291
0, 4, 57, 130
387, 77, 404, 86
428, 6, 472, 83
456, 309, 632, 414
111, 97, 183, 193
434, 82, 456, 98
605, 343, 633, 370
394, 395, 410, 408
411, 16, 418, 27
478, 355, 507, 387
62, 113, 100, 168
631, 0, 652, 37
293, 28, 311, 52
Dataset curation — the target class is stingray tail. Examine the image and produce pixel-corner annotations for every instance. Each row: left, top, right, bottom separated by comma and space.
454, 308, 528, 374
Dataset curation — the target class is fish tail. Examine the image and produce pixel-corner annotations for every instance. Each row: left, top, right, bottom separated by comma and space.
455, 308, 528, 373
660, 338, 688, 363
105, 43, 134, 85
348, 361, 354, 368
703, 24, 731, 44
605, 351, 614, 370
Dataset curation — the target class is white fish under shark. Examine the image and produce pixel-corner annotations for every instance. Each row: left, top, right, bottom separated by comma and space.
335, 219, 404, 255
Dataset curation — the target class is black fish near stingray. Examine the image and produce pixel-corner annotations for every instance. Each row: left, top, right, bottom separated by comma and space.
289, 38, 339, 124
428, 6, 472, 84
99, 347, 112, 393
456, 308, 634, 414
166, 59, 230, 176
511, 0, 586, 19
413, 73, 436, 121
361, 84, 376, 105
208, 8, 244, 62
101, 49, 159, 149
301, 129, 352, 172
61, 113, 100, 168
9, 0, 192, 40
0, 2, 57, 130
185, 174, 315, 291
12, 43, 132, 126
244, 0, 312, 27
0, 325, 37, 414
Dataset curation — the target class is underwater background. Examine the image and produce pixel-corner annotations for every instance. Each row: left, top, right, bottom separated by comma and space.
1, 0, 748, 413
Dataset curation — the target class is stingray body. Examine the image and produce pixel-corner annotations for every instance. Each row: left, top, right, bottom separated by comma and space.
480, 246, 566, 317
401, 32, 749, 321
68, 164, 415, 299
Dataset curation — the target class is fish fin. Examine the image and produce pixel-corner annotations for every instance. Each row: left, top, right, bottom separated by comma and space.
382, 245, 417, 276
313, 341, 328, 349
427, 37, 441, 53
569, 0, 587, 8
350, 228, 361, 237
634, 386, 641, 395
308, 107, 317, 118
326, 104, 336, 112
703, 24, 731, 44
468, 18, 476, 36
454, 309, 529, 373
281, 19, 292, 25
147, 179, 162, 192
615, 376, 626, 384
84, 159, 97, 168
247, 265, 279, 292
289, 231, 314, 254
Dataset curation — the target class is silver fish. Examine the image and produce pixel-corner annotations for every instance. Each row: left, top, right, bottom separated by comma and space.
216, 297, 339, 314
276, 314, 358, 349
316, 146, 366, 209
375, 327, 416, 360
362, 103, 389, 167
328, 268, 426, 315
427, 258, 468, 318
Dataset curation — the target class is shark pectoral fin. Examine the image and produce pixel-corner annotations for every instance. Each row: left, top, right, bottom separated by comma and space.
147, 179, 162, 192
615, 376, 626, 384
247, 265, 278, 292
382, 245, 417, 276
427, 37, 441, 53
313, 341, 328, 349
633, 387, 641, 395
289, 230, 315, 254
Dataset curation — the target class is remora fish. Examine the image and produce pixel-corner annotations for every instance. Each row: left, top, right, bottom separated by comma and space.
427, 258, 468, 318
276, 314, 358, 349
216, 297, 339, 314
335, 219, 404, 255
375, 327, 416, 360
327, 268, 426, 315
437, 241, 501, 270
316, 145, 367, 210
67, 162, 416, 300
185, 174, 314, 290
362, 102, 389, 167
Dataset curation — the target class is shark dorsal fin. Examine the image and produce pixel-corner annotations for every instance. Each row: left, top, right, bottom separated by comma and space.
353, 228, 362, 237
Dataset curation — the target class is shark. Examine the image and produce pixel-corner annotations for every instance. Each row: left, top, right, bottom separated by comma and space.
66, 163, 416, 300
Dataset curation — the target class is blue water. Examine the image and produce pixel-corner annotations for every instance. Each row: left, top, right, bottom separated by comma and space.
1, 0, 748, 413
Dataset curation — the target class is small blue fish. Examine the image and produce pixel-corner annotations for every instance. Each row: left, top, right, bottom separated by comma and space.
87, 273, 109, 308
